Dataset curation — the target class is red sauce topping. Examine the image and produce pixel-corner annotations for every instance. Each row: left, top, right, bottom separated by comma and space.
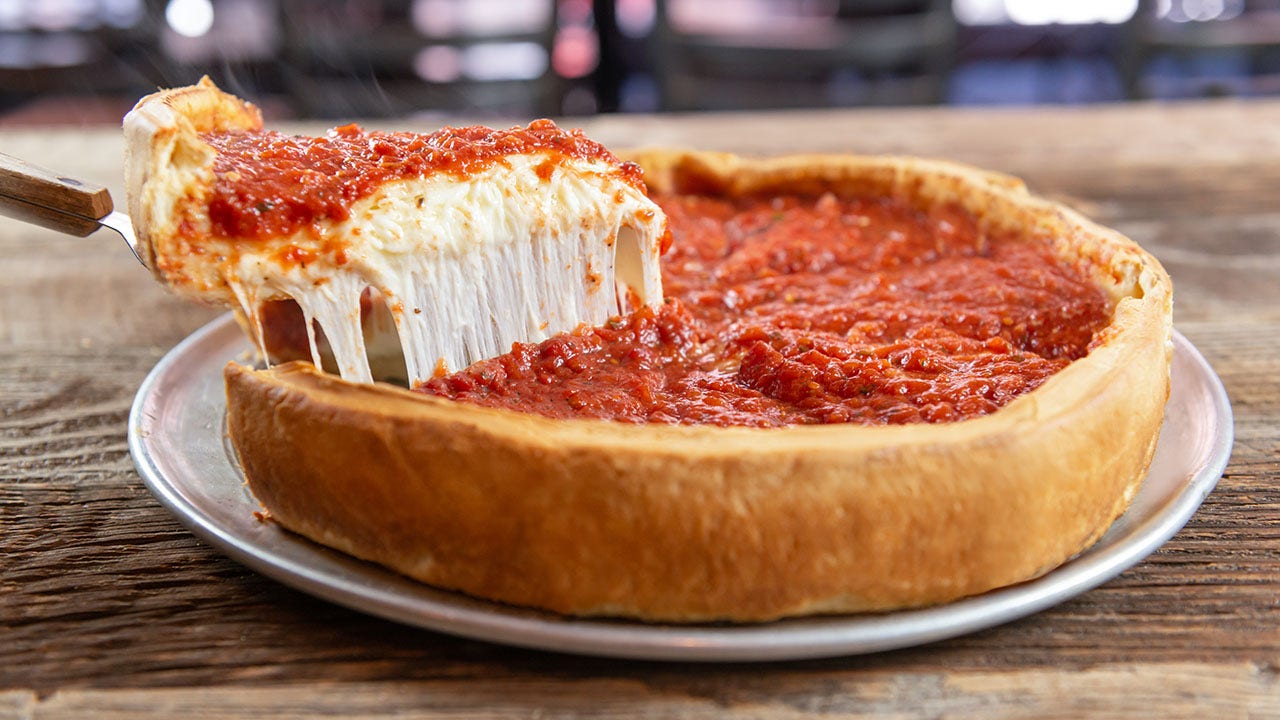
418, 193, 1111, 427
199, 120, 640, 240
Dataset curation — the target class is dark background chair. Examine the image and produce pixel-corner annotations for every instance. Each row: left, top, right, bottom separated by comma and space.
1121, 0, 1280, 99
277, 0, 563, 118
3, 0, 1280, 126
649, 0, 956, 111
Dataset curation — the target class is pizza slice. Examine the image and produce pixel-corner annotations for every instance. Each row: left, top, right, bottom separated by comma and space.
123, 77, 668, 385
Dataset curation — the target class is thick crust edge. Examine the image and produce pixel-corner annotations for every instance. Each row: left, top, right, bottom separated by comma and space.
122, 77, 262, 276
224, 150, 1173, 622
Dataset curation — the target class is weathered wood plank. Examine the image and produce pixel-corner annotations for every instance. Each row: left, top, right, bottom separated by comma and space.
581, 101, 1280, 169
0, 663, 1275, 720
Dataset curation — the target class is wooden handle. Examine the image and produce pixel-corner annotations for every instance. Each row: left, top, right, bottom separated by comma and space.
0, 193, 102, 237
0, 152, 114, 236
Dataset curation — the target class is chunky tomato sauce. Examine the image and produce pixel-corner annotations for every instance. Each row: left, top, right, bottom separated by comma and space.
200, 121, 640, 240
418, 193, 1111, 427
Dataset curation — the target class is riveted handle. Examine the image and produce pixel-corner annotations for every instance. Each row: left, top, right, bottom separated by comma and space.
0, 152, 114, 237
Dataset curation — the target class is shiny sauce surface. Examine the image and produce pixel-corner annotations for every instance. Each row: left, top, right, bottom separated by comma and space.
199, 120, 640, 240
418, 193, 1111, 427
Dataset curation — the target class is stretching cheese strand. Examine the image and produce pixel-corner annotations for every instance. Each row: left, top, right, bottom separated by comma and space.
220, 156, 666, 385
123, 80, 666, 386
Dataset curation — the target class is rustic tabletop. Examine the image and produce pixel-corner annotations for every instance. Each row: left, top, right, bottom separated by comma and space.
2, 101, 1277, 718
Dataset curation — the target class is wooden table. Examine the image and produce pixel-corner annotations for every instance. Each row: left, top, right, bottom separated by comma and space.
2, 102, 1278, 718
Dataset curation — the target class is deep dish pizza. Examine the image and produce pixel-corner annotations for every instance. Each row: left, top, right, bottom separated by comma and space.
126, 80, 1173, 622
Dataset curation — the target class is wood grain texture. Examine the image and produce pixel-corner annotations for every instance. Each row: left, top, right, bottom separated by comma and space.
0, 194, 101, 238
1, 664, 1277, 719
2, 100, 1279, 717
0, 151, 113, 219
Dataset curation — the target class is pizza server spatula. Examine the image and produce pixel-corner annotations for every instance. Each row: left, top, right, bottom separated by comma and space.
0, 151, 142, 263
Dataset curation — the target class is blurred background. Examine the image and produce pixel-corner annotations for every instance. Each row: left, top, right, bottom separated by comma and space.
2, 0, 1279, 125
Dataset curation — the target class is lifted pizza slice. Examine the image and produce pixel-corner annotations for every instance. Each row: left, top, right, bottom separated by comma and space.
124, 77, 668, 385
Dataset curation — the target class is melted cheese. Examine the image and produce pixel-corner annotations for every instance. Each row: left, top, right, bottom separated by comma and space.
195, 154, 665, 386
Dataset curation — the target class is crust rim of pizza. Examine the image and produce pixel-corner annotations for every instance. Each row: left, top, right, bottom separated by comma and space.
123, 76, 264, 277
222, 149, 1173, 623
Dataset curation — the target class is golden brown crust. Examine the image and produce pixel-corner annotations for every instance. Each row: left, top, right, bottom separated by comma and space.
122, 77, 262, 283
224, 150, 1173, 622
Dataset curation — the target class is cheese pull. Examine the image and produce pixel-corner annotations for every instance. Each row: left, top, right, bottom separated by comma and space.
123, 77, 668, 385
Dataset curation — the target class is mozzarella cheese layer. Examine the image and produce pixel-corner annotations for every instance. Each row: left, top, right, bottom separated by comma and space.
154, 153, 667, 386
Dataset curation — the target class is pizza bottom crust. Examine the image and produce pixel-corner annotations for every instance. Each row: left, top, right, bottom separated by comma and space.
223, 151, 1172, 622
225, 353, 1163, 622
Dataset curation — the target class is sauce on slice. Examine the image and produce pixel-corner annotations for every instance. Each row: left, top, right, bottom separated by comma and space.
200, 120, 642, 240
417, 193, 1111, 427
